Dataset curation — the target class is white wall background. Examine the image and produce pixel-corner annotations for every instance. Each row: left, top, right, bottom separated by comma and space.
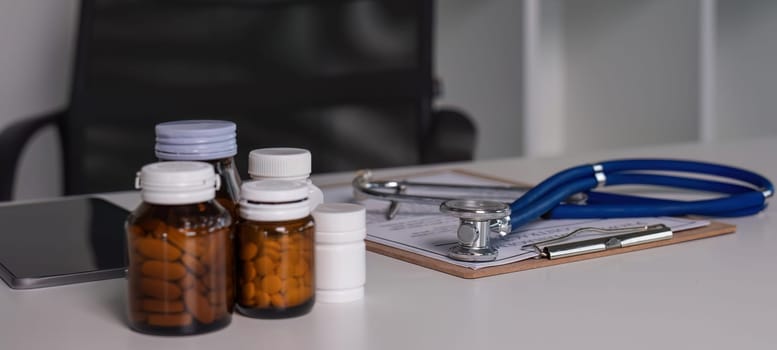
715, 0, 777, 140
435, 0, 523, 159
519, 0, 777, 157
562, 0, 701, 153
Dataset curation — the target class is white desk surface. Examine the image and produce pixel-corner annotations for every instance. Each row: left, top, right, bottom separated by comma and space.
2, 136, 776, 349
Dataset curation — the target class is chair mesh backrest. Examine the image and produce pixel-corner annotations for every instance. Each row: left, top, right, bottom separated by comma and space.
65, 0, 434, 194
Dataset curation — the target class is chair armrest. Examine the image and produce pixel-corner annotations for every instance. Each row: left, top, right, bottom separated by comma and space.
421, 108, 477, 164
0, 111, 64, 201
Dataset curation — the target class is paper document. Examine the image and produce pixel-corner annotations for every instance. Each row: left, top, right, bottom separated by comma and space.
322, 171, 710, 270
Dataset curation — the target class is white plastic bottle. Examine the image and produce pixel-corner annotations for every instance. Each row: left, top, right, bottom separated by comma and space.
312, 203, 366, 303
248, 148, 324, 211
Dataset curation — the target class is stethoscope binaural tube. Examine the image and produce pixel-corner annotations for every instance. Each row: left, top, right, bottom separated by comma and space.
508, 159, 774, 229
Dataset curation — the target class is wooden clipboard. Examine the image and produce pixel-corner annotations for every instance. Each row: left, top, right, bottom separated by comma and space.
344, 169, 737, 279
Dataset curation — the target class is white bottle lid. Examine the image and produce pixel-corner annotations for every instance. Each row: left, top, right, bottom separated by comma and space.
155, 120, 237, 161
135, 161, 219, 205
312, 203, 366, 244
248, 148, 312, 180
239, 180, 310, 222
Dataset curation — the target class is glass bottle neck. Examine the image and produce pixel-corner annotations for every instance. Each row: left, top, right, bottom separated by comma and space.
209, 158, 242, 203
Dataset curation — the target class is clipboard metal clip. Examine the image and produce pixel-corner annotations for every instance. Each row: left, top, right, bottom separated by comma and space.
526, 224, 673, 260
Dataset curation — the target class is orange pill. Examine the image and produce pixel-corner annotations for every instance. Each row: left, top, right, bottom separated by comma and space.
293, 260, 309, 277
141, 261, 187, 281
241, 282, 256, 300
179, 273, 196, 290
196, 278, 209, 294
255, 256, 274, 276
152, 222, 168, 239
184, 290, 215, 324
240, 242, 258, 261
147, 313, 193, 327
141, 299, 185, 313
278, 235, 291, 248
140, 278, 182, 300
139, 218, 164, 234
181, 254, 205, 275
213, 227, 231, 237
264, 240, 281, 252
135, 238, 181, 261
285, 288, 300, 307
131, 250, 147, 263
202, 272, 228, 290
261, 275, 282, 294
256, 292, 271, 308
167, 230, 207, 257
275, 261, 292, 279
129, 256, 146, 274
284, 248, 300, 265
127, 225, 145, 238
201, 244, 227, 267
270, 293, 286, 308
264, 248, 281, 262
282, 277, 299, 293
242, 261, 257, 281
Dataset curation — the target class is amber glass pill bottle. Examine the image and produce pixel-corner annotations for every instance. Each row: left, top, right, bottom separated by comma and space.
155, 120, 241, 218
236, 180, 315, 318
126, 161, 235, 335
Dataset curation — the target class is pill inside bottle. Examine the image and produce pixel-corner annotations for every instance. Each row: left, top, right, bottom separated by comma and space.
236, 179, 315, 319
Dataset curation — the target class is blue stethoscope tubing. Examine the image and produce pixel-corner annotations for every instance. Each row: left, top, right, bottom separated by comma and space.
509, 159, 774, 229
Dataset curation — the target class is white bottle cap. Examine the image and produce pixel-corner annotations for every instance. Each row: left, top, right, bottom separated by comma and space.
239, 180, 310, 221
155, 120, 237, 161
248, 148, 312, 180
312, 203, 367, 244
135, 161, 219, 205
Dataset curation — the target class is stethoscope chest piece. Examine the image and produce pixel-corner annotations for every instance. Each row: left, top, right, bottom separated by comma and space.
440, 199, 511, 262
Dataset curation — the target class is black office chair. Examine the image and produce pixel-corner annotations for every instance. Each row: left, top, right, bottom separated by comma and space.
0, 0, 476, 200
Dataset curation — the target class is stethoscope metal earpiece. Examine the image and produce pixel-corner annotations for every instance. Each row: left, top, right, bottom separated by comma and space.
440, 199, 511, 262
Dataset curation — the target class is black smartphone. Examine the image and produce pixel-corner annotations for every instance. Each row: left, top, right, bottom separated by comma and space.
0, 197, 129, 289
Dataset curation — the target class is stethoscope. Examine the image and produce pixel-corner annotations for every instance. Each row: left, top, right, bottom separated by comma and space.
353, 159, 774, 262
